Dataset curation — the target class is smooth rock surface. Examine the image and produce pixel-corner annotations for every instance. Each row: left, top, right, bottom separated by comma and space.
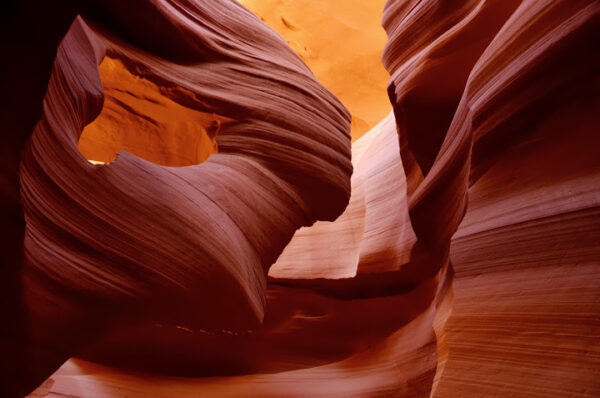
0, 0, 598, 397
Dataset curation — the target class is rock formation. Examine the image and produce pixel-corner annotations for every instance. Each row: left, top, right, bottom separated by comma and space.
0, 0, 598, 397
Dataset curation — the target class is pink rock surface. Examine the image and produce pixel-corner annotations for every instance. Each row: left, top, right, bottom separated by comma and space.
3, 1, 352, 395
0, 0, 598, 397
382, 0, 600, 396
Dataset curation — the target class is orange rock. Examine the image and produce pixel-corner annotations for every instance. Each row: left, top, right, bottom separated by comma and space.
240, 0, 391, 140
79, 56, 221, 166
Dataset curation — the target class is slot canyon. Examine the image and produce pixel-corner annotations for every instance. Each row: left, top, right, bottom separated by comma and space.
0, 0, 599, 397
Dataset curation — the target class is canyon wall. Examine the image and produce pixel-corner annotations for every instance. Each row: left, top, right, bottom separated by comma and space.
0, 0, 598, 397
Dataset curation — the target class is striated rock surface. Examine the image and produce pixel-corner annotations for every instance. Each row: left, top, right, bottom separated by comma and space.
30, 111, 443, 398
382, 0, 600, 396
0, 0, 598, 397
2, 1, 352, 396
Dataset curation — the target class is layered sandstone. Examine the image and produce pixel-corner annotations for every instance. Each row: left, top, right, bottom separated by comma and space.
0, 0, 598, 397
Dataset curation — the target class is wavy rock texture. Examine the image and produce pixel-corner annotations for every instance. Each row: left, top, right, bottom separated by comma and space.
0, 0, 598, 397
382, 0, 600, 396
2, 1, 352, 396
30, 111, 444, 398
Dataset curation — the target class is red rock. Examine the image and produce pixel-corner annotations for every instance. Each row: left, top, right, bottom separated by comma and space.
0, 0, 598, 397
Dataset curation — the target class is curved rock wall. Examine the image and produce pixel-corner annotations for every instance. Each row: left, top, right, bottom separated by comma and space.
382, 0, 600, 396
3, 1, 352, 396
0, 0, 597, 397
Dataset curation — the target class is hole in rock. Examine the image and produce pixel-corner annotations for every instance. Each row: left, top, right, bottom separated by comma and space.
79, 55, 226, 166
